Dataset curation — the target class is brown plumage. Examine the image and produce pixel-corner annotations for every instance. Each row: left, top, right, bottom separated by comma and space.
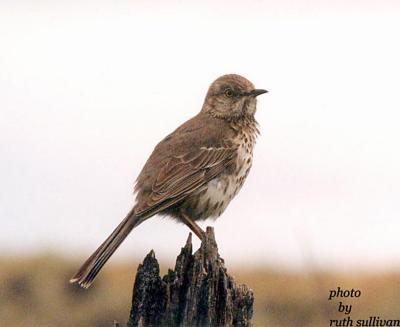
70, 74, 267, 288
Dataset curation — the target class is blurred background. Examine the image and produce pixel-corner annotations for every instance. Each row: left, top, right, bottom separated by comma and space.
1, 0, 400, 326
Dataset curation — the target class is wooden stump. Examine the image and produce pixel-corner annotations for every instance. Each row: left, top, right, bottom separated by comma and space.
125, 226, 253, 327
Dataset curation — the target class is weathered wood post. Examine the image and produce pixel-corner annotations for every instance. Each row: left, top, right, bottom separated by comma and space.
121, 226, 253, 327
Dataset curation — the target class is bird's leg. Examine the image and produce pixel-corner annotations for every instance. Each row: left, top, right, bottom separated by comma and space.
180, 212, 206, 241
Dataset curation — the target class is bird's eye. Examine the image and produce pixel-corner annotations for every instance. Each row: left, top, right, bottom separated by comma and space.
224, 89, 234, 98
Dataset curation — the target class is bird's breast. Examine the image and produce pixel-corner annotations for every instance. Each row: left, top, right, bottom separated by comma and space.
185, 130, 255, 220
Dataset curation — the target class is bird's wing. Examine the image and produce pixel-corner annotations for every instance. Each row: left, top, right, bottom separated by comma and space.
134, 146, 237, 217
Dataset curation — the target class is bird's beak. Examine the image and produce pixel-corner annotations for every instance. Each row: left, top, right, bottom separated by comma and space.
250, 89, 268, 97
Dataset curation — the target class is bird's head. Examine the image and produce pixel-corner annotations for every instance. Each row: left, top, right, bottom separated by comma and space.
201, 74, 267, 120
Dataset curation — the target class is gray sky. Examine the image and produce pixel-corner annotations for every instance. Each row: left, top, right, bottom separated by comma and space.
1, 1, 400, 270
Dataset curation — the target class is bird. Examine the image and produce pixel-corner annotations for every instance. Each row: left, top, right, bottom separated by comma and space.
70, 74, 267, 288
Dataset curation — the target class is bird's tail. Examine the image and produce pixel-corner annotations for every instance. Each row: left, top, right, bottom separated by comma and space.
69, 208, 144, 288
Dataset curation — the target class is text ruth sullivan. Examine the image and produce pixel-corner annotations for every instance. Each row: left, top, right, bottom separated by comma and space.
331, 316, 400, 326
328, 288, 399, 327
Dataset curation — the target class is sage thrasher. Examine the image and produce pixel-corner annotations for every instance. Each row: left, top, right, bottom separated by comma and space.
70, 74, 267, 288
